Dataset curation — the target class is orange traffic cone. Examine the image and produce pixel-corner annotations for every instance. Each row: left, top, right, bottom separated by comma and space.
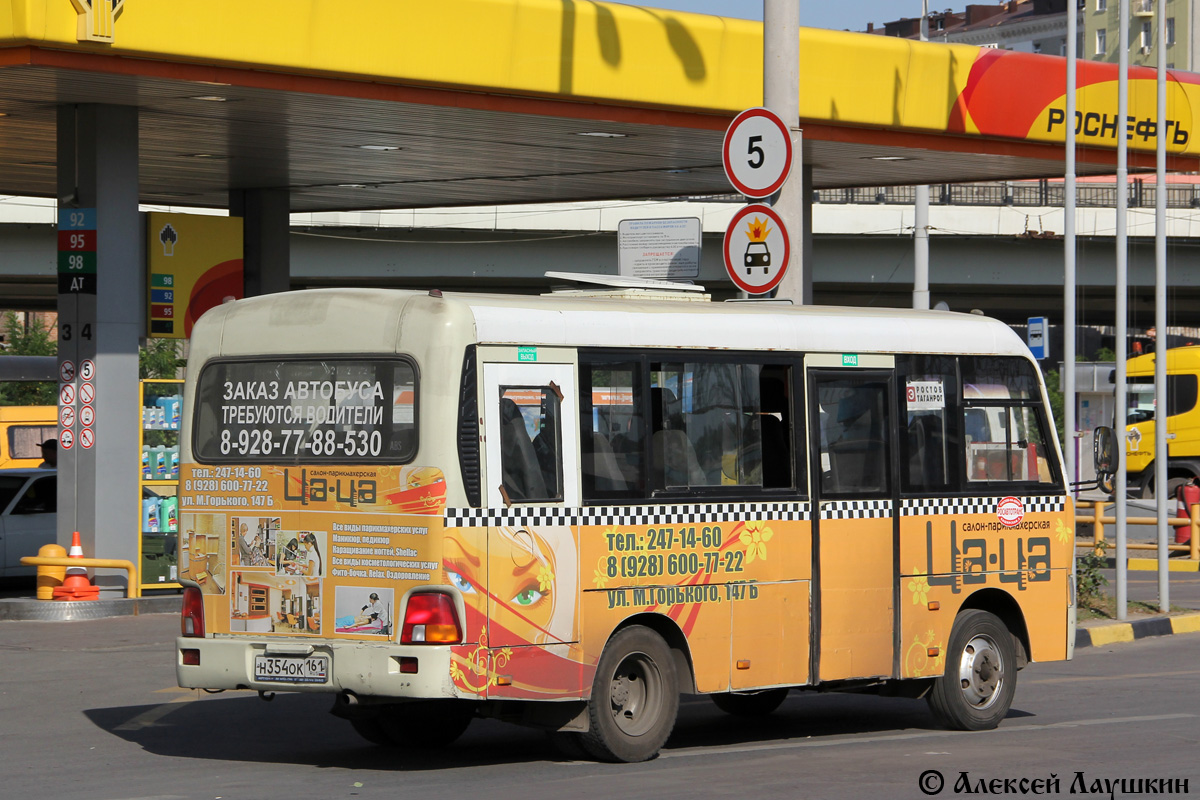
52, 531, 100, 601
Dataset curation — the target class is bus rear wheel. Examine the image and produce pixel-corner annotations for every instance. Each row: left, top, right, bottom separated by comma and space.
582, 625, 679, 762
710, 688, 789, 716
378, 700, 475, 748
927, 610, 1017, 731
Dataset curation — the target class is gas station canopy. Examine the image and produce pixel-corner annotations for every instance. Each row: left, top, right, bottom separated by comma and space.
2, 0, 1197, 211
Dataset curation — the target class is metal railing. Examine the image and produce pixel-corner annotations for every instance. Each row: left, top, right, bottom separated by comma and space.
812, 180, 1200, 209
663, 180, 1200, 210
1074, 500, 1200, 561
19, 555, 141, 598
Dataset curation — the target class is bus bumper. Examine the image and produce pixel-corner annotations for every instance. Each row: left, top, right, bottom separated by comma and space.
176, 636, 457, 699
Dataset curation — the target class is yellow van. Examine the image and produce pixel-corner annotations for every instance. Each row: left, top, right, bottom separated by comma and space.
1125, 346, 1200, 498
0, 356, 59, 469
0, 406, 57, 470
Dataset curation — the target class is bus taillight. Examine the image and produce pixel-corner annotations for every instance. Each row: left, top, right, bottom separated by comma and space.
181, 586, 205, 638
400, 593, 461, 644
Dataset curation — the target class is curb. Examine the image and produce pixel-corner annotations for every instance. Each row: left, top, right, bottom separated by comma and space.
1127, 558, 1200, 572
1075, 612, 1200, 648
0, 595, 181, 621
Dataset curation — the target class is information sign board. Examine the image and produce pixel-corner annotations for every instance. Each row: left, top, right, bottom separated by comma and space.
617, 218, 701, 279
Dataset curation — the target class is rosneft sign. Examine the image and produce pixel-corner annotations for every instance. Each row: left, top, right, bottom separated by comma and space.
69, 0, 124, 43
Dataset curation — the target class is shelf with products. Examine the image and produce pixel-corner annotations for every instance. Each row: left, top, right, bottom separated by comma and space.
139, 378, 184, 591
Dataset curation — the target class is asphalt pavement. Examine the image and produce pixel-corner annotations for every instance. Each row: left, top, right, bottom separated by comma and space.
1, 612, 1197, 800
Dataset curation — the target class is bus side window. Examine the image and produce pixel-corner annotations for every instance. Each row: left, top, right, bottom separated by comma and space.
899, 355, 958, 494
580, 361, 644, 500
498, 388, 561, 503
759, 368, 793, 489
961, 357, 1060, 487
817, 380, 890, 496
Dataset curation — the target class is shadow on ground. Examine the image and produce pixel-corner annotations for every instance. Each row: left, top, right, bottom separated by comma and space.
84, 690, 1033, 770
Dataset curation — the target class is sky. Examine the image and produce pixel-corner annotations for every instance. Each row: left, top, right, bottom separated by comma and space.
610, 1, 923, 31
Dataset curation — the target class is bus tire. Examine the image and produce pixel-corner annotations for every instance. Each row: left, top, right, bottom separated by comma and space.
927, 610, 1017, 731
581, 625, 679, 762
378, 700, 474, 748
710, 688, 789, 716
348, 714, 393, 747
546, 731, 590, 760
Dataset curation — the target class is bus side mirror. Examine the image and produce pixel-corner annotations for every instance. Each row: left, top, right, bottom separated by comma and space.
1093, 426, 1117, 476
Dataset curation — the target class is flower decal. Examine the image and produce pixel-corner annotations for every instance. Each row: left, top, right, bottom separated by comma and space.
907, 567, 930, 605
739, 520, 774, 563
904, 629, 945, 677
1055, 518, 1072, 545
451, 628, 515, 694
537, 566, 555, 594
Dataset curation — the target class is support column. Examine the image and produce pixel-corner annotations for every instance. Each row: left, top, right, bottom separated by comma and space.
56, 104, 142, 595
230, 189, 291, 297
764, 0, 811, 305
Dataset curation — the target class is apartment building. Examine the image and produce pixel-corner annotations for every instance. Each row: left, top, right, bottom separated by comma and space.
1084, 0, 1192, 69
870, 0, 1081, 55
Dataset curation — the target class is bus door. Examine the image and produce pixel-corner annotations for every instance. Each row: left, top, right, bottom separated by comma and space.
807, 356, 897, 682
481, 360, 581, 653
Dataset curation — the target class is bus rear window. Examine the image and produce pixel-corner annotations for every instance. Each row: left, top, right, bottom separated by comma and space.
193, 358, 417, 463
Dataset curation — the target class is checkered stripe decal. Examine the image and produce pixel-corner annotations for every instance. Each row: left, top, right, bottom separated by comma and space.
444, 502, 811, 529
900, 495, 1067, 516
819, 500, 893, 520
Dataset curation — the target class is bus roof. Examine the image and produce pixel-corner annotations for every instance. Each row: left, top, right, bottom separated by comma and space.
1127, 345, 1200, 376
0, 356, 57, 382
196, 288, 1032, 360
457, 292, 1030, 359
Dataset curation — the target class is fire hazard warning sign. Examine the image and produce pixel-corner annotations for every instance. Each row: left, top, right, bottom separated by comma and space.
722, 203, 790, 295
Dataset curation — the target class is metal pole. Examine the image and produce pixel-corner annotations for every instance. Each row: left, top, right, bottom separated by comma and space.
1154, 0, 1170, 611
1115, 0, 1130, 621
914, 1, 931, 310
1065, 0, 1077, 488
765, 0, 808, 305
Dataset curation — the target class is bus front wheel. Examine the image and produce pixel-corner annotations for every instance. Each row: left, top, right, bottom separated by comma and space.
927, 610, 1017, 731
582, 625, 679, 762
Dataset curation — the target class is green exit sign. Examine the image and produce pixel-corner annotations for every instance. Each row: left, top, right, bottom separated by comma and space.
842, 354, 859, 367
517, 346, 538, 362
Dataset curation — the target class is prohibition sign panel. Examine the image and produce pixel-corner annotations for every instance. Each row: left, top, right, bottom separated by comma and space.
59, 360, 76, 383
80, 359, 96, 381
59, 384, 76, 406
60, 405, 75, 429
722, 108, 793, 199
723, 203, 790, 295
60, 429, 75, 450
79, 382, 95, 404
80, 404, 95, 428
80, 428, 95, 449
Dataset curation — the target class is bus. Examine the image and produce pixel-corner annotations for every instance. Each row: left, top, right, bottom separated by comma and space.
0, 356, 58, 470
176, 286, 1081, 762
1124, 346, 1200, 499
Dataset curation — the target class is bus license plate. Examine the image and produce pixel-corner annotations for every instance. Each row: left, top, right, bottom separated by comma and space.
254, 654, 329, 684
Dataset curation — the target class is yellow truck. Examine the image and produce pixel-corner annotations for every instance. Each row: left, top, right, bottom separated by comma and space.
1125, 347, 1200, 498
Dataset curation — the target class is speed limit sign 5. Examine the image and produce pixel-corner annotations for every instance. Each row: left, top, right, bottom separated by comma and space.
722, 107, 793, 199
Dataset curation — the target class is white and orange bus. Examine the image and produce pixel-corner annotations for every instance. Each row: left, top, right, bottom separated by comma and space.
176, 285, 1091, 762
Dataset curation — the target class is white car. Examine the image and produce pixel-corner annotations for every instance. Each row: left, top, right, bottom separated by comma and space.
0, 468, 56, 578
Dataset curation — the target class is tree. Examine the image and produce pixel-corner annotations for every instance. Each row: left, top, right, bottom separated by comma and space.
0, 311, 56, 405
140, 338, 185, 379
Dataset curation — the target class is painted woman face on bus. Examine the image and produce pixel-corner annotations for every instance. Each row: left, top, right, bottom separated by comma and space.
443, 528, 557, 645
